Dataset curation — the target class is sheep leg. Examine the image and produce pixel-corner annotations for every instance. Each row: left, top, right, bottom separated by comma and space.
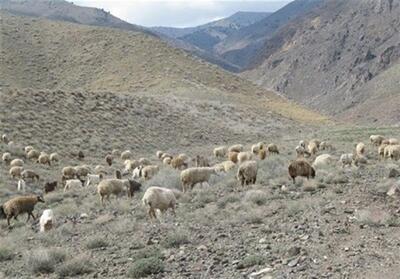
26, 213, 30, 222
30, 212, 36, 220
7, 216, 11, 226
292, 177, 296, 184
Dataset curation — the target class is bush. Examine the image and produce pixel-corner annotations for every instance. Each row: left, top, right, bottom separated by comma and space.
145, 168, 181, 189
56, 256, 93, 277
217, 193, 240, 209
26, 248, 66, 274
131, 247, 162, 262
127, 257, 164, 278
244, 190, 267, 206
0, 244, 14, 262
162, 229, 190, 248
85, 237, 108, 249
237, 254, 265, 269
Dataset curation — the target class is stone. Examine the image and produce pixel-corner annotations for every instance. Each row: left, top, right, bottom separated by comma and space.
288, 258, 299, 267
249, 267, 273, 278
287, 246, 301, 257
388, 168, 400, 178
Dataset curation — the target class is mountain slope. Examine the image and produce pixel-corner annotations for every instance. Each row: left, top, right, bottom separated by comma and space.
243, 0, 400, 121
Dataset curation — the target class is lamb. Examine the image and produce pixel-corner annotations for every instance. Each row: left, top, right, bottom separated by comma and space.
171, 156, 188, 170
312, 154, 336, 169
37, 153, 51, 166
74, 165, 90, 179
0, 195, 45, 226
180, 167, 218, 192
63, 179, 84, 192
126, 180, 141, 198
44, 181, 57, 194
259, 149, 267, 160
320, 141, 333, 150
105, 154, 113, 166
340, 153, 354, 168
308, 142, 318, 155
21, 169, 40, 181
132, 165, 159, 180
214, 160, 236, 172
163, 157, 172, 165
1, 133, 9, 144
120, 150, 132, 160
27, 149, 40, 160
9, 160, 21, 175
86, 174, 104, 187
142, 186, 176, 219
288, 159, 316, 184
39, 209, 54, 232
228, 144, 244, 153
378, 143, 388, 159
355, 142, 366, 157
389, 138, 399, 145
251, 143, 265, 155
177, 153, 189, 162
95, 165, 107, 175
213, 146, 228, 158
9, 166, 23, 179
228, 151, 239, 164
156, 150, 164, 159
24, 146, 34, 154
139, 158, 151, 166
236, 160, 258, 187
370, 135, 385, 146
62, 166, 76, 179
49, 152, 59, 163
299, 140, 306, 148
195, 155, 210, 167
97, 179, 136, 205
161, 153, 173, 160
123, 159, 140, 174
237, 151, 253, 164
267, 143, 279, 154
17, 179, 26, 192
309, 139, 321, 149
2, 152, 12, 164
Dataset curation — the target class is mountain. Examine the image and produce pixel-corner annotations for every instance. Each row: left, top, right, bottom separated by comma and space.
243, 0, 400, 123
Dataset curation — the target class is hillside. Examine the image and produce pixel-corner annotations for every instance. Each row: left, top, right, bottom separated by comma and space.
243, 0, 400, 122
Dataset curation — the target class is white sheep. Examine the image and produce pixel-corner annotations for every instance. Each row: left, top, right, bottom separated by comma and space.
370, 135, 385, 146
49, 152, 59, 162
355, 142, 366, 157
236, 160, 258, 186
10, 158, 24, 167
97, 179, 131, 205
24, 146, 34, 154
214, 161, 236, 172
9, 166, 23, 179
86, 174, 103, 187
228, 144, 244, 153
132, 165, 159, 180
17, 179, 26, 192
237, 151, 253, 164
139, 158, 151, 166
180, 167, 218, 192
142, 186, 177, 220
213, 146, 228, 158
64, 179, 83, 192
156, 150, 164, 159
389, 138, 399, 145
39, 209, 54, 232
120, 150, 132, 160
295, 145, 306, 157
340, 153, 354, 168
312, 154, 336, 169
123, 159, 140, 174
299, 140, 306, 148
1, 133, 9, 144
163, 157, 172, 165
2, 152, 11, 164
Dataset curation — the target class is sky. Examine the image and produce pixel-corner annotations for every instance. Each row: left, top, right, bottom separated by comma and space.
74, 0, 292, 28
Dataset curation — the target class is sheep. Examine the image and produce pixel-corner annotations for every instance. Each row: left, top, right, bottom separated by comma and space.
9, 166, 23, 179
49, 152, 59, 163
171, 156, 188, 170
390, 145, 400, 161
1, 133, 9, 144
236, 160, 258, 187
78, 150, 85, 160
267, 143, 279, 154
39, 209, 54, 232
295, 145, 310, 158
86, 174, 103, 187
259, 149, 267, 160
120, 150, 132, 160
132, 165, 159, 180
63, 179, 84, 192
213, 146, 228, 158
115, 170, 122, 179
62, 166, 76, 179
389, 138, 399, 145
180, 167, 218, 192
312, 154, 336, 169
2, 152, 12, 164
309, 139, 321, 149
27, 149, 40, 160
24, 146, 34, 154
126, 180, 141, 198
95, 165, 107, 175
353, 155, 368, 166
355, 142, 366, 157
299, 140, 306, 148
0, 195, 45, 226
177, 153, 189, 162
163, 157, 172, 165
161, 153, 173, 160
44, 181, 57, 194
320, 141, 333, 150
17, 179, 26, 192
139, 158, 151, 166
340, 153, 354, 168
370, 135, 385, 146
308, 142, 318, 155
156, 150, 164, 159
74, 165, 90, 179
37, 153, 51, 166
378, 143, 388, 159
228, 144, 243, 153
111, 149, 121, 157
22, 169, 40, 181
214, 160, 236, 172
123, 159, 140, 175
142, 186, 176, 219
251, 142, 266, 155
97, 179, 135, 205
228, 151, 239, 163
288, 159, 316, 184
237, 151, 253, 164
195, 155, 210, 167
382, 139, 390, 145
10, 158, 24, 167
105, 154, 113, 166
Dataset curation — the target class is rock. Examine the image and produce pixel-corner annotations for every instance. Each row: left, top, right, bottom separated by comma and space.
197, 245, 207, 251
287, 246, 301, 257
259, 238, 267, 244
249, 267, 273, 278
388, 168, 400, 178
387, 184, 400, 197
80, 213, 88, 219
288, 257, 299, 267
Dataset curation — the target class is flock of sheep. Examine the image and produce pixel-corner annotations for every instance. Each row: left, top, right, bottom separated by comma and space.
0, 132, 399, 233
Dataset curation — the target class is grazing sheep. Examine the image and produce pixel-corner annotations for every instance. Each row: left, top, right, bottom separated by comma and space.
309, 139, 321, 149
370, 135, 385, 146
378, 143, 388, 159
17, 179, 26, 192
49, 153, 59, 163
132, 165, 159, 180
308, 142, 318, 155
27, 149, 40, 160
115, 170, 122, 179
389, 138, 399, 145
24, 146, 34, 154
299, 140, 306, 148
228, 144, 244, 153
288, 159, 316, 184
123, 159, 140, 175
1, 134, 9, 144
267, 143, 279, 154
21, 169, 40, 181
312, 154, 336, 169
9, 166, 23, 179
139, 158, 151, 166
0, 195, 45, 226
44, 181, 57, 194
120, 150, 132, 160
74, 165, 90, 179
353, 155, 368, 166
259, 149, 267, 160
63, 179, 84, 192
37, 153, 51, 166
214, 160, 236, 172
238, 151, 253, 164
10, 159, 24, 167
163, 157, 172, 165
156, 150, 164, 159
180, 167, 218, 192
382, 139, 390, 145
161, 153, 173, 160
62, 166, 76, 179
95, 165, 107, 175
320, 141, 333, 150
177, 153, 189, 162
236, 160, 258, 187
213, 146, 228, 158
295, 145, 310, 158
126, 180, 141, 198
340, 153, 354, 168
78, 151, 85, 160
105, 154, 113, 166
142, 186, 176, 219
228, 151, 239, 164
391, 145, 400, 161
39, 209, 54, 232
86, 174, 103, 187
97, 179, 134, 205
171, 156, 188, 170
355, 142, 366, 157
195, 155, 210, 167
251, 143, 263, 155
2, 152, 12, 164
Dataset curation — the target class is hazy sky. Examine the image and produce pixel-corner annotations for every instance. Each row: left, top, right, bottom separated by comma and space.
74, 0, 291, 27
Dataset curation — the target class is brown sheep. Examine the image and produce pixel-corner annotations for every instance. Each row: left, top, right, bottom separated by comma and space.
27, 149, 40, 161
0, 195, 45, 226
105, 154, 113, 166
228, 151, 239, 164
267, 143, 279, 154
22, 169, 40, 181
195, 155, 210, 167
288, 159, 315, 184
44, 181, 58, 194
62, 166, 76, 179
171, 156, 188, 170
259, 149, 267, 160
78, 151, 85, 160
37, 153, 51, 166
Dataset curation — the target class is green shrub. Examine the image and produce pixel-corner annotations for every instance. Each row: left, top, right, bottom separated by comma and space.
127, 257, 164, 278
